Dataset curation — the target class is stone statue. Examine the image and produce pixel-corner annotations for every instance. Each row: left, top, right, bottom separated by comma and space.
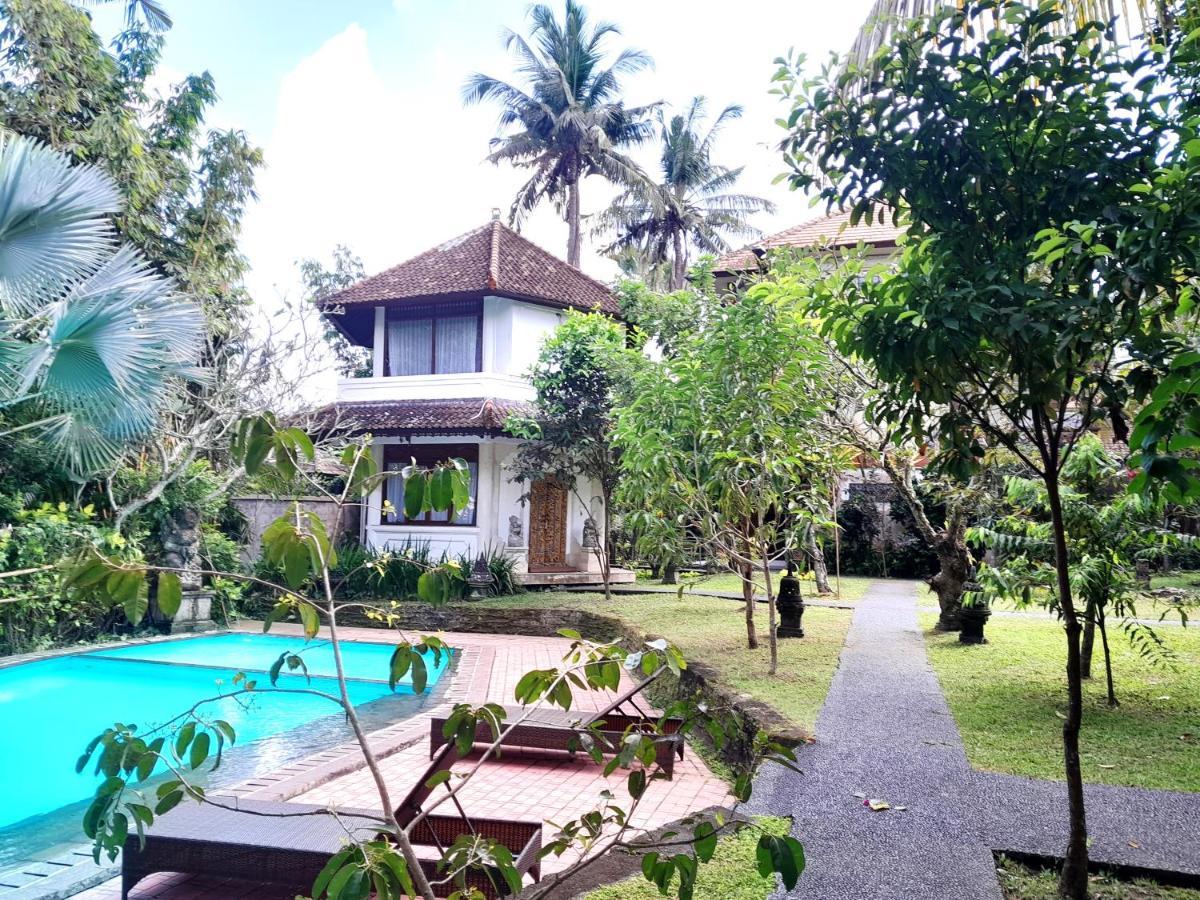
507, 514, 524, 547
581, 516, 599, 550
159, 507, 203, 592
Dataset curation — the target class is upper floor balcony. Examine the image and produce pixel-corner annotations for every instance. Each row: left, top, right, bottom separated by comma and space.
336, 371, 535, 403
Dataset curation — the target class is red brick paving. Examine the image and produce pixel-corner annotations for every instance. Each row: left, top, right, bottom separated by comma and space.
75, 623, 729, 898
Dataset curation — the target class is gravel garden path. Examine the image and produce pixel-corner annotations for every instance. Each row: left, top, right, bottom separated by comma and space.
749, 580, 1200, 900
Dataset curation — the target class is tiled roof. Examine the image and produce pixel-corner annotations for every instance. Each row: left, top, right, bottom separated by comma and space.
713, 209, 903, 273
319, 219, 618, 315
321, 398, 536, 436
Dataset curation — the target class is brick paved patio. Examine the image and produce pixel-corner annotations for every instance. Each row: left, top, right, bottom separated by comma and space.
74, 622, 730, 899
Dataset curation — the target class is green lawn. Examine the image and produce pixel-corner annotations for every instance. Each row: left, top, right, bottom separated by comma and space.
637, 571, 874, 604
997, 857, 1200, 899
922, 612, 1200, 791
476, 591, 854, 734
585, 817, 791, 900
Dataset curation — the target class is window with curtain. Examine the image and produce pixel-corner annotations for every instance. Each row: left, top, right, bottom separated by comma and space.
381, 444, 479, 526
385, 302, 480, 376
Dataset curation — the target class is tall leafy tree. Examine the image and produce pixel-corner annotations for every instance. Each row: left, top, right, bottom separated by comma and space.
616, 277, 838, 670
462, 0, 655, 266
506, 311, 641, 600
777, 4, 1200, 895
844, 0, 1172, 77
598, 97, 775, 290
298, 245, 370, 378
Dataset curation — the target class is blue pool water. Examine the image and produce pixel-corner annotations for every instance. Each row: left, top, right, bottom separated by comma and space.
0, 633, 452, 861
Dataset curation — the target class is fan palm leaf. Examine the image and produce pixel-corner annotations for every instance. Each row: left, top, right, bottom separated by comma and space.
0, 133, 120, 316
0, 133, 202, 475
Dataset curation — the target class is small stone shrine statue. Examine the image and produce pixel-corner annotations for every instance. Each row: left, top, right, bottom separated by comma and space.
581, 517, 599, 550
776, 559, 806, 638
507, 514, 524, 547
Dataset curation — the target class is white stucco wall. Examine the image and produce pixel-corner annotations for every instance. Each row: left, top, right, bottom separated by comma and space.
343, 296, 567, 403
361, 436, 603, 571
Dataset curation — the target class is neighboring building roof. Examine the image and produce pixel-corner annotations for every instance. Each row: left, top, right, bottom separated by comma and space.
319, 218, 619, 315
319, 397, 536, 437
713, 209, 903, 274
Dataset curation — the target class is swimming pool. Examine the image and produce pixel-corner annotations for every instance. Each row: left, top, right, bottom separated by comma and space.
0, 632, 452, 865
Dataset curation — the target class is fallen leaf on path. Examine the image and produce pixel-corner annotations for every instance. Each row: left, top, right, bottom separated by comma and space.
853, 792, 866, 799
1129, 840, 1141, 849
866, 799, 891, 812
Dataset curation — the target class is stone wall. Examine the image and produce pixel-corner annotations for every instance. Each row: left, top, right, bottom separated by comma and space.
231, 496, 359, 563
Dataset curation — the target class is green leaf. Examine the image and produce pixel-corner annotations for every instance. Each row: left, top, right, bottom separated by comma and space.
283, 542, 310, 589
451, 464, 470, 512
313, 848, 355, 898
430, 467, 452, 510
189, 732, 210, 770
693, 821, 717, 862
410, 652, 429, 695
174, 722, 196, 759
757, 834, 805, 889
299, 603, 320, 639
403, 471, 427, 519
416, 570, 449, 605
263, 600, 292, 632
154, 790, 183, 816
156, 572, 182, 618
388, 643, 413, 691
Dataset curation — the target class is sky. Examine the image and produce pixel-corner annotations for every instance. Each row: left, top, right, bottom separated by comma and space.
92, 0, 878, 398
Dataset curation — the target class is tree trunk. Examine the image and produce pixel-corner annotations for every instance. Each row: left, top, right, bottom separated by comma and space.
738, 531, 758, 650
1044, 473, 1090, 900
880, 453, 970, 629
566, 169, 582, 267
597, 486, 612, 602
805, 527, 832, 594
1080, 601, 1096, 679
930, 531, 971, 631
1098, 608, 1118, 707
671, 230, 687, 291
662, 559, 678, 585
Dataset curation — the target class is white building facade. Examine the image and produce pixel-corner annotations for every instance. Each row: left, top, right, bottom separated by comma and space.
319, 217, 631, 585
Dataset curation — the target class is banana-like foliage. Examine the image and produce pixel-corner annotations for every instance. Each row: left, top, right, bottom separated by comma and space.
969, 436, 1189, 683
0, 133, 202, 475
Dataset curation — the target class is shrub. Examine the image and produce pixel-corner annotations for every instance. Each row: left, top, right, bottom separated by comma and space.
239, 541, 522, 616
0, 502, 143, 654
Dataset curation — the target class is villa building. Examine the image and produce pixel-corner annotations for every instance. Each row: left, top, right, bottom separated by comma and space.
318, 214, 631, 585
711, 208, 902, 293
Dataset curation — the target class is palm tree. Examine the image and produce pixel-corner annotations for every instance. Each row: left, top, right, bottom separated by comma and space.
597, 98, 776, 290
462, 0, 655, 267
0, 132, 201, 475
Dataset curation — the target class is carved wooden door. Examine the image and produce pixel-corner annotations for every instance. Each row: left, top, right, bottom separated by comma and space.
528, 479, 569, 571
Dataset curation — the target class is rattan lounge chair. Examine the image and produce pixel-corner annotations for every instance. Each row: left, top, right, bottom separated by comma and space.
429, 671, 686, 777
121, 743, 541, 899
